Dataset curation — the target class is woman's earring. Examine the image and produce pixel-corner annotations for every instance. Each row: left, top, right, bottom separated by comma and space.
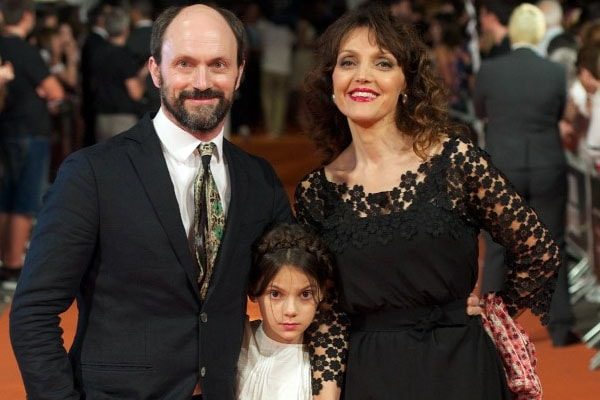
401, 93, 408, 105
332, 94, 336, 102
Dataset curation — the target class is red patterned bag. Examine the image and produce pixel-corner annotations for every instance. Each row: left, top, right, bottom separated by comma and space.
480, 293, 542, 400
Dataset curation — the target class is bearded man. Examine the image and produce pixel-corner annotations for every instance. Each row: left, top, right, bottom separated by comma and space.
9, 5, 292, 399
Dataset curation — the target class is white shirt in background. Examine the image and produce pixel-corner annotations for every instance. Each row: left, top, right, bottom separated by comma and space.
585, 91, 600, 150
257, 19, 296, 75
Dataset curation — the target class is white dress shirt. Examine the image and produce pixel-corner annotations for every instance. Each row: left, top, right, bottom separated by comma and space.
153, 108, 231, 236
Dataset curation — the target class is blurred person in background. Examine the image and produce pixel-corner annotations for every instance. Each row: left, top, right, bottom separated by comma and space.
0, 60, 14, 111
257, 7, 295, 137
478, 0, 517, 59
127, 0, 159, 115
537, 0, 568, 56
428, 11, 474, 131
573, 45, 600, 152
289, 3, 317, 132
230, 1, 263, 136
80, 2, 110, 147
0, 0, 64, 290
475, 3, 576, 346
92, 7, 147, 141
538, 0, 578, 87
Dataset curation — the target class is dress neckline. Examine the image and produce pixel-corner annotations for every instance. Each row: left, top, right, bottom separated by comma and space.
318, 136, 454, 197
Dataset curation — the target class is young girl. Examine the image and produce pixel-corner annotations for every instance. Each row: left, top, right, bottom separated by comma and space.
236, 223, 334, 400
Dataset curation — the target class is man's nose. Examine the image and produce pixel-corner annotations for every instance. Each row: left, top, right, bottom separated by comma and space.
192, 66, 210, 90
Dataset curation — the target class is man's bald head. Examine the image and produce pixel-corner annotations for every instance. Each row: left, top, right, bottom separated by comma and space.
150, 4, 247, 67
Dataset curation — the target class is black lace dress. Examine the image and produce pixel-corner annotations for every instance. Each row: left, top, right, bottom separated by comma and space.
295, 136, 560, 400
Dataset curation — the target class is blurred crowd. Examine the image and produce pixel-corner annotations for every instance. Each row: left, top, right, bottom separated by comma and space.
0, 0, 600, 306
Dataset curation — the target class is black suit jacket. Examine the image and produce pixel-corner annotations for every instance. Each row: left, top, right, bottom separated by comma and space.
474, 47, 566, 170
10, 115, 292, 400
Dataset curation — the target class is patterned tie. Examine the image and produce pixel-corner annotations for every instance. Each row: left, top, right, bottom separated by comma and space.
193, 142, 226, 299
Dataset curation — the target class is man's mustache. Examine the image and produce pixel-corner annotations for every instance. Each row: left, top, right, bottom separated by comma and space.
179, 88, 225, 101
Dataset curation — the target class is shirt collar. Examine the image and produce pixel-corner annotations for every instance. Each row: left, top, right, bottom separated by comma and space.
511, 42, 541, 54
92, 26, 108, 39
153, 107, 225, 164
135, 19, 153, 28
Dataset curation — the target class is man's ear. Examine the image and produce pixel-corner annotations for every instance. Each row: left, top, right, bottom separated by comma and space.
234, 60, 246, 90
148, 56, 161, 89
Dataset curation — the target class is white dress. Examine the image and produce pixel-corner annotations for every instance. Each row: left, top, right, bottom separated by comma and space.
236, 319, 311, 400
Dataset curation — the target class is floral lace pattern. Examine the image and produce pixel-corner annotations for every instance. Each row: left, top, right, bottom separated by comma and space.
295, 135, 560, 392
304, 291, 349, 394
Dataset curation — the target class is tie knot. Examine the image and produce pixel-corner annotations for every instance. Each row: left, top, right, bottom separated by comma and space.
198, 142, 216, 170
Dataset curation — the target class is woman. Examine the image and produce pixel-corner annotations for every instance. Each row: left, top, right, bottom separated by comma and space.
295, 6, 560, 399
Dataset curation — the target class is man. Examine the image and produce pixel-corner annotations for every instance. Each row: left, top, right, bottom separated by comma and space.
126, 0, 160, 115
80, 2, 111, 146
0, 0, 64, 289
10, 5, 291, 399
479, 0, 517, 59
537, 0, 578, 85
92, 7, 146, 141
475, 3, 576, 347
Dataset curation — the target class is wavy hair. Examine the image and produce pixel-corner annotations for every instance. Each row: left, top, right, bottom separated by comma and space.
304, 5, 462, 163
249, 224, 334, 304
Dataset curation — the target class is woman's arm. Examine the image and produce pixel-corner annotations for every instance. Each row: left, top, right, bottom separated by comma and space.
455, 139, 560, 323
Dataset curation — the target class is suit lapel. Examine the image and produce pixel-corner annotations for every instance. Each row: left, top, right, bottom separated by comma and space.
124, 116, 200, 302
204, 140, 248, 301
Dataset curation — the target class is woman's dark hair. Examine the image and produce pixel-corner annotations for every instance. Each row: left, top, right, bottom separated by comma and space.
249, 224, 334, 303
304, 5, 463, 164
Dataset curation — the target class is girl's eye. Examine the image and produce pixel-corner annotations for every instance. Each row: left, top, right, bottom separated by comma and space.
269, 290, 281, 299
301, 290, 313, 300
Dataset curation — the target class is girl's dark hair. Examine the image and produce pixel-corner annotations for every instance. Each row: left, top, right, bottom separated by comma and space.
249, 224, 334, 302
304, 5, 465, 164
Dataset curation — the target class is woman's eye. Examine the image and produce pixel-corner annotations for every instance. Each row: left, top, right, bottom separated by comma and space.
377, 60, 393, 68
339, 59, 355, 67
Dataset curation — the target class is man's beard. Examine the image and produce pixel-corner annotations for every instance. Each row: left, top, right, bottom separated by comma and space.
160, 82, 232, 133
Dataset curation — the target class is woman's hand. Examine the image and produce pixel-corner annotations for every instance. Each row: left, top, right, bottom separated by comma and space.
466, 293, 483, 316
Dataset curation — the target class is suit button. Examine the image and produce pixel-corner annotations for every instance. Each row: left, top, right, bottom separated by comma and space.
200, 312, 208, 323
200, 367, 206, 377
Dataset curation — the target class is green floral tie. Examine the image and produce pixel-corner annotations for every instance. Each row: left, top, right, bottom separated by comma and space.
193, 142, 225, 300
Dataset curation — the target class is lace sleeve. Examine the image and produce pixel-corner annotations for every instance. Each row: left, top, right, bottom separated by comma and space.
453, 139, 560, 324
294, 174, 349, 395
